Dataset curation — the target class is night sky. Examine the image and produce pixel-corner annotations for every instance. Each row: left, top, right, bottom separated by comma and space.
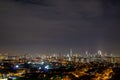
0, 0, 120, 56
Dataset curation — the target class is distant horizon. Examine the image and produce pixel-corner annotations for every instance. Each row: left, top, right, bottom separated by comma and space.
0, 47, 119, 57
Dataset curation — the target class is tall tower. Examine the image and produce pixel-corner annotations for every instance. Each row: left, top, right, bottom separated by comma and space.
86, 51, 88, 57
70, 49, 73, 57
98, 50, 102, 57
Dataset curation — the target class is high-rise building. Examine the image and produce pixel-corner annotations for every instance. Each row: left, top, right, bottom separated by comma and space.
98, 50, 102, 56
70, 49, 73, 57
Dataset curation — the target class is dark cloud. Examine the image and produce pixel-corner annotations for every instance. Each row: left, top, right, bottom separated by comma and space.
0, 0, 120, 55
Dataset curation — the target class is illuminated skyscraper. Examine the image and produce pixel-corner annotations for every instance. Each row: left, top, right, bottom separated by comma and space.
86, 51, 88, 57
98, 50, 102, 55
70, 49, 73, 57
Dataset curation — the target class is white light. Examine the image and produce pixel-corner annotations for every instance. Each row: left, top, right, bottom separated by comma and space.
1, 63, 4, 65
41, 62, 44, 65
15, 65, 19, 68
28, 62, 31, 64
32, 62, 35, 64
39, 67, 41, 70
9, 76, 17, 80
45, 65, 49, 69
0, 78, 7, 80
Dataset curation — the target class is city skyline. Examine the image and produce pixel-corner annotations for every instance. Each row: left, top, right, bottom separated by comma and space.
0, 0, 120, 56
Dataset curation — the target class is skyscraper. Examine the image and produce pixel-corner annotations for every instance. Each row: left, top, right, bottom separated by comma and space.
70, 49, 73, 57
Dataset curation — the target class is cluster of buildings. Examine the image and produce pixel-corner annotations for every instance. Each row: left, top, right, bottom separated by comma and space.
0, 50, 119, 63
0, 50, 120, 80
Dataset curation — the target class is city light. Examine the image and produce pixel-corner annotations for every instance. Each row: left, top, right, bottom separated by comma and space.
0, 50, 120, 80
15, 65, 19, 68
